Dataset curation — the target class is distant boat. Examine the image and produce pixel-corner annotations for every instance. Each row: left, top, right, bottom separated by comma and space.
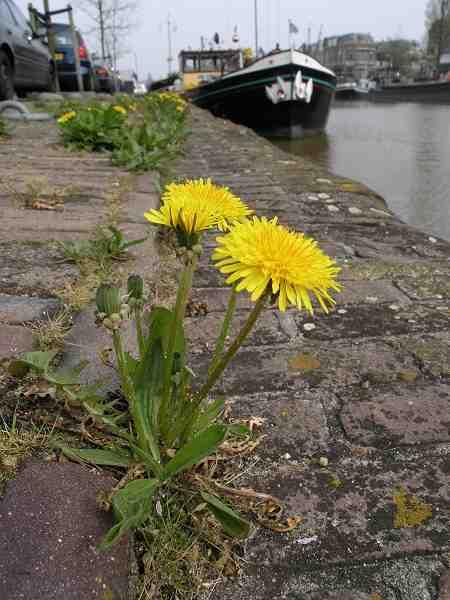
335, 79, 372, 100
150, 73, 180, 92
183, 48, 337, 138
369, 79, 450, 103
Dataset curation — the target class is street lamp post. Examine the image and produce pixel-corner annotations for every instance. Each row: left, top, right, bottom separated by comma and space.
254, 0, 259, 57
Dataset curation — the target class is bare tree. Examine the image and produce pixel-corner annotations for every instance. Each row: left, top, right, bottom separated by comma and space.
425, 0, 450, 65
76, 0, 138, 68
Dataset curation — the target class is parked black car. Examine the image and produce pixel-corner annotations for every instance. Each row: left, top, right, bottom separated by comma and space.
53, 23, 94, 91
94, 64, 117, 94
0, 0, 53, 100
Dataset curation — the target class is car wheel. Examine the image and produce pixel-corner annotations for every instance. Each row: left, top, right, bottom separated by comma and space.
46, 62, 57, 93
83, 73, 92, 92
0, 50, 15, 101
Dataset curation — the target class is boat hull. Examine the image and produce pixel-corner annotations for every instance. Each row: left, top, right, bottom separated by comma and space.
335, 88, 369, 101
189, 62, 336, 138
369, 80, 450, 103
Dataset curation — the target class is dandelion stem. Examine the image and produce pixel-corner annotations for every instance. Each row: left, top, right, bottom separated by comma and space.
134, 309, 145, 359
112, 329, 132, 401
180, 291, 268, 443
208, 286, 237, 376
197, 291, 267, 400
160, 255, 197, 433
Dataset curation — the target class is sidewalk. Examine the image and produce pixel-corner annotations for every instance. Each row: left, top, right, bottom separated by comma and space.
173, 108, 450, 600
0, 106, 449, 600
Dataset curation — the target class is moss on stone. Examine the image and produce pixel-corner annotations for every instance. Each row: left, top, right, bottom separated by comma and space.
349, 260, 448, 284
393, 488, 432, 528
409, 339, 450, 378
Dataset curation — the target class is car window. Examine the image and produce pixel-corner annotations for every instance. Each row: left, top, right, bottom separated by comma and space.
0, 0, 16, 26
6, 0, 30, 30
54, 30, 73, 46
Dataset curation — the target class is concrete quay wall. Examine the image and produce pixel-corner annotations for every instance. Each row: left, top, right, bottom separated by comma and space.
175, 106, 450, 600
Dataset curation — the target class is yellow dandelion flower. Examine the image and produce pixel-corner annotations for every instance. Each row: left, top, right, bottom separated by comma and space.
144, 179, 252, 236
57, 111, 76, 124
113, 105, 127, 115
212, 216, 342, 313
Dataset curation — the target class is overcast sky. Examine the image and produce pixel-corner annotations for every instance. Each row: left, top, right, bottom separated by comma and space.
17, 0, 428, 80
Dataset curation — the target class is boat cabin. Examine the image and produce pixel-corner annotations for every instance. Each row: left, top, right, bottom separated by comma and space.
179, 49, 242, 90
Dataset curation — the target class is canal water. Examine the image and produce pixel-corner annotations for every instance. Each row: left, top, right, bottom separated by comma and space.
275, 101, 450, 242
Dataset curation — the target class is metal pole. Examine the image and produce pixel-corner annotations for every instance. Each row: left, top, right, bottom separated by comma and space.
99, 0, 106, 62
167, 14, 173, 75
254, 0, 258, 57
28, 3, 37, 31
43, 0, 60, 92
68, 5, 84, 92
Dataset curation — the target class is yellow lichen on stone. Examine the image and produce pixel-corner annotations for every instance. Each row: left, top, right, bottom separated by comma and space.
398, 370, 418, 383
393, 488, 432, 528
339, 181, 366, 193
289, 353, 321, 372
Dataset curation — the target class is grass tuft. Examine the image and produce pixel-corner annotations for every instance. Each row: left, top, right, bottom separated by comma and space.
0, 412, 53, 486
28, 309, 73, 350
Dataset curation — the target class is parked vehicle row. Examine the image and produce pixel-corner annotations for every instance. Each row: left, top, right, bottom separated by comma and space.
53, 23, 94, 92
0, 0, 143, 100
0, 0, 52, 100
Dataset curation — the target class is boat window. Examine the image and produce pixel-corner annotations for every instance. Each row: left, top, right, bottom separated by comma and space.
183, 58, 197, 72
200, 57, 218, 72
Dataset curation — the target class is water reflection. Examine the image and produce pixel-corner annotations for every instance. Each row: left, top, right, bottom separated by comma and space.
274, 101, 450, 241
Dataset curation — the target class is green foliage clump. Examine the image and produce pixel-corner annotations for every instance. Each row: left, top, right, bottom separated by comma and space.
57, 103, 127, 152
57, 93, 189, 172
0, 115, 10, 138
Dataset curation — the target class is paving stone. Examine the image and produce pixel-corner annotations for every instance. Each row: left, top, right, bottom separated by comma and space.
340, 383, 450, 446
301, 592, 372, 600
0, 324, 34, 358
440, 570, 450, 600
398, 332, 450, 379
61, 306, 137, 389
211, 555, 444, 600
185, 310, 289, 353
191, 286, 252, 312
0, 242, 78, 296
32, 92, 64, 103
293, 302, 449, 342
0, 294, 60, 324
228, 389, 331, 458
396, 269, 450, 300
192, 338, 418, 396
238, 447, 450, 570
0, 461, 129, 600
335, 279, 410, 306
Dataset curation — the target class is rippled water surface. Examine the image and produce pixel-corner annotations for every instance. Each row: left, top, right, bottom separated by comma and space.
274, 101, 450, 242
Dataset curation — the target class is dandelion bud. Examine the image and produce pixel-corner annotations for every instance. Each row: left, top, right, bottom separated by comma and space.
192, 244, 203, 256
96, 284, 121, 317
103, 317, 113, 330
127, 274, 144, 300
110, 313, 122, 324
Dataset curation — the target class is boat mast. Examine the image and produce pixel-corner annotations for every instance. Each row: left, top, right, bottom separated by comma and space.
167, 14, 174, 76
254, 0, 259, 56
